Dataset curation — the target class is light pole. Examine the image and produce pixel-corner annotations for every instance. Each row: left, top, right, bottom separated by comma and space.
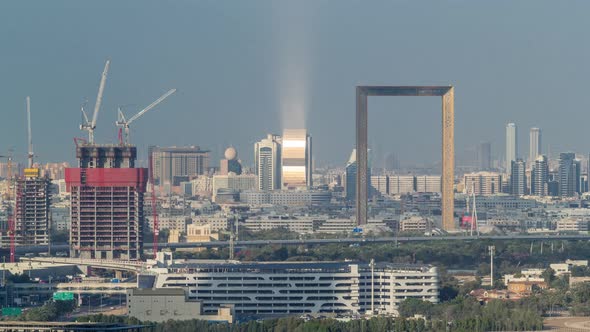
488, 246, 495, 287
370, 258, 375, 315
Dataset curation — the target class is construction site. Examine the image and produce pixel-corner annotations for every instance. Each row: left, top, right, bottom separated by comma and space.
63, 60, 174, 261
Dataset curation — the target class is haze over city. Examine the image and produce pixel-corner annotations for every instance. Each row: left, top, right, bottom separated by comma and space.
3, 1, 590, 331
2, 1, 590, 166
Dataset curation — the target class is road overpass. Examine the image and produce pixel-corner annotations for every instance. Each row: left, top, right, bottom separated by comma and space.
12, 234, 590, 253
56, 282, 136, 295
20, 257, 146, 275
151, 234, 590, 249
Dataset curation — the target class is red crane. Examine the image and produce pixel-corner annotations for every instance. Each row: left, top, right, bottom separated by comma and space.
149, 155, 159, 259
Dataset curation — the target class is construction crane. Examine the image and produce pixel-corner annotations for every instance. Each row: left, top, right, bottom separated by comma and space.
80, 60, 110, 144
26, 97, 33, 168
115, 89, 176, 145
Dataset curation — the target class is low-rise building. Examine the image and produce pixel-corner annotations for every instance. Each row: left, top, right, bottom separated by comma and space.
550, 260, 589, 276
240, 190, 332, 206
400, 215, 429, 233
193, 216, 231, 232
556, 218, 589, 232
507, 280, 547, 295
186, 223, 218, 242
145, 216, 189, 233
127, 288, 233, 323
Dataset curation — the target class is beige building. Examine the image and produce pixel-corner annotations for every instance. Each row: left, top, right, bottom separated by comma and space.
416, 175, 441, 193
168, 229, 181, 243
400, 216, 429, 233
186, 223, 219, 242
556, 218, 589, 233
127, 288, 233, 323
389, 175, 415, 195
370, 176, 389, 195
463, 172, 503, 196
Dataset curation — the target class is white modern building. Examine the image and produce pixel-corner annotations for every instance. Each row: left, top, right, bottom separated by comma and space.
506, 123, 518, 172
529, 127, 541, 163
151, 260, 439, 317
240, 190, 331, 206
212, 173, 257, 202
255, 134, 282, 191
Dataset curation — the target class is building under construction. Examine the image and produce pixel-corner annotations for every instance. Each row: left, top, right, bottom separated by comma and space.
65, 145, 148, 260
14, 168, 50, 246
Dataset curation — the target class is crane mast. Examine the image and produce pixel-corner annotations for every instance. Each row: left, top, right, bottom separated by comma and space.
116, 89, 176, 145
80, 60, 110, 144
26, 96, 33, 168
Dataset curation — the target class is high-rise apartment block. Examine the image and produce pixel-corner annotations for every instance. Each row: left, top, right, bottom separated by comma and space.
463, 172, 502, 196
415, 176, 441, 193
388, 175, 416, 195
66, 145, 148, 260
370, 176, 389, 196
254, 134, 282, 191
281, 129, 312, 190
510, 159, 526, 196
150, 146, 210, 186
529, 128, 541, 163
477, 142, 492, 171
558, 152, 578, 197
345, 150, 357, 201
531, 155, 548, 196
14, 168, 50, 245
506, 123, 518, 172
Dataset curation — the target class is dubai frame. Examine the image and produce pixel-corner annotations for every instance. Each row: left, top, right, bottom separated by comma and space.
356, 86, 455, 231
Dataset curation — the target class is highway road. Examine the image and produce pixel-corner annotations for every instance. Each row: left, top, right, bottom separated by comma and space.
15, 234, 590, 253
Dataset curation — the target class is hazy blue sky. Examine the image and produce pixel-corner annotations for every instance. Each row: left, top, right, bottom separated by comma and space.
1, 1, 589, 168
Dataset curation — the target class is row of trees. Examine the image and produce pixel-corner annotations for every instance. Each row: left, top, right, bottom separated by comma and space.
14, 300, 76, 322
77, 310, 542, 332
174, 239, 590, 285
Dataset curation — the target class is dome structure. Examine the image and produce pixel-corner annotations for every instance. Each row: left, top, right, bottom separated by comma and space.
224, 146, 238, 160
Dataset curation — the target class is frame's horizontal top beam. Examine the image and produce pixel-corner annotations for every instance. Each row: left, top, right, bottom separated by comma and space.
357, 86, 452, 97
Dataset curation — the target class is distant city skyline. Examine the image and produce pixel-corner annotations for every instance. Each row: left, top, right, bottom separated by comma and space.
2, 1, 590, 168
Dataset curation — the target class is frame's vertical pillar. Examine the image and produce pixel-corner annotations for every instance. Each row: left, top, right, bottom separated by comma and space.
356, 87, 368, 226
441, 87, 455, 231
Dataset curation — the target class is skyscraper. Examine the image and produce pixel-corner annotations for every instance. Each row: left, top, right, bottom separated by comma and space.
66, 145, 148, 260
345, 149, 357, 201
531, 155, 548, 196
558, 152, 577, 197
510, 159, 526, 196
345, 149, 373, 201
281, 129, 312, 190
14, 168, 50, 245
149, 146, 210, 186
529, 128, 541, 163
506, 123, 518, 172
255, 134, 282, 191
574, 159, 582, 194
477, 142, 492, 171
